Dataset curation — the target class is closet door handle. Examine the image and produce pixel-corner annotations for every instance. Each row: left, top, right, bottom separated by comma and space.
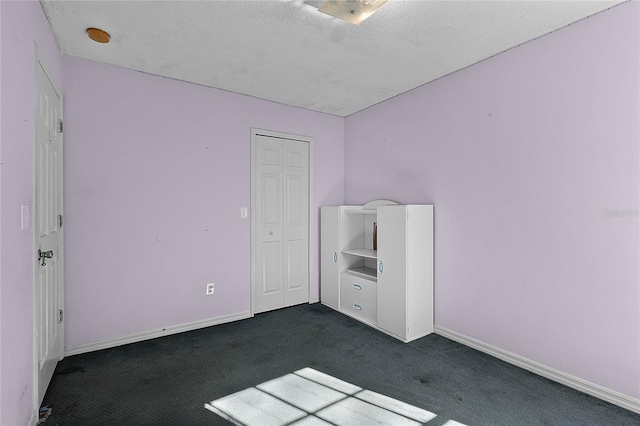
333, 252, 337, 263
353, 304, 363, 311
352, 284, 362, 290
378, 261, 384, 274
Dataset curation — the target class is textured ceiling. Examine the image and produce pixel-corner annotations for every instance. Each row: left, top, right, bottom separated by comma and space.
40, 0, 623, 117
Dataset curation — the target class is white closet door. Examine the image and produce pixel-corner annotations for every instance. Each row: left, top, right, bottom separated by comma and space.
255, 136, 283, 312
377, 205, 408, 338
254, 134, 309, 313
282, 140, 309, 306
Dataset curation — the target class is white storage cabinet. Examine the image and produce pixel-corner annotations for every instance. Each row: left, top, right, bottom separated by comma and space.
320, 201, 434, 342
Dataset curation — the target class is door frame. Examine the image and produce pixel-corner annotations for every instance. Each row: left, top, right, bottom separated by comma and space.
32, 44, 64, 415
250, 128, 314, 315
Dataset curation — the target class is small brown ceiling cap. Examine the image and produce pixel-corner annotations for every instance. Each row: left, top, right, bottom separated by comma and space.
87, 27, 110, 43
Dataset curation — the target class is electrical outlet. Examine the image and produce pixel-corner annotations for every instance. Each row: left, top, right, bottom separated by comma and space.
206, 283, 215, 296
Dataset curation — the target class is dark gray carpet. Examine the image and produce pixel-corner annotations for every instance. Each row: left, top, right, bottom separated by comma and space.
41, 303, 639, 425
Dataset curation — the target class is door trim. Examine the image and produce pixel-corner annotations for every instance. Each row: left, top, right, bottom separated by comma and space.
32, 44, 64, 416
250, 128, 314, 315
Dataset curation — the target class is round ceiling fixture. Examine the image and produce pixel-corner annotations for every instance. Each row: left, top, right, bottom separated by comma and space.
87, 27, 110, 43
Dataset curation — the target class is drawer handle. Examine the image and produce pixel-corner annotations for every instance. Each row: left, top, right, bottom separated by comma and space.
378, 260, 384, 274
353, 304, 363, 310
333, 252, 337, 263
352, 284, 362, 290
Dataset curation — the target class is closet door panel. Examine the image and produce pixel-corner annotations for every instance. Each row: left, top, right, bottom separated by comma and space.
283, 140, 309, 306
254, 137, 284, 313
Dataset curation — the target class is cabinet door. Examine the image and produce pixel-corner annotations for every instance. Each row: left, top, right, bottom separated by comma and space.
377, 205, 407, 338
320, 206, 340, 308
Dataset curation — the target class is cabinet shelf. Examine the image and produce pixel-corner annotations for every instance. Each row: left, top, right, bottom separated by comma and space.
345, 266, 377, 281
342, 248, 377, 259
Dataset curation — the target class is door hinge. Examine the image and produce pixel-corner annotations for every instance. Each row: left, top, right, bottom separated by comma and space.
58, 119, 63, 133
58, 214, 64, 228
58, 309, 64, 323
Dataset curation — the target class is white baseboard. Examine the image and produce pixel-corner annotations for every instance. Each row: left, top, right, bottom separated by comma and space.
28, 411, 38, 426
435, 326, 640, 414
64, 311, 252, 357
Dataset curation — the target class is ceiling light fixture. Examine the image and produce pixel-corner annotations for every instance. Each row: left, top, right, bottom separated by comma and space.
87, 27, 110, 43
318, 0, 387, 26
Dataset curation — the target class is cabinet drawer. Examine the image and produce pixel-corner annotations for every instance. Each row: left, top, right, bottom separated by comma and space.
340, 292, 377, 324
340, 272, 377, 303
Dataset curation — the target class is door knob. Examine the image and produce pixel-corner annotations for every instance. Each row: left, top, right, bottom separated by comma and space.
38, 249, 53, 266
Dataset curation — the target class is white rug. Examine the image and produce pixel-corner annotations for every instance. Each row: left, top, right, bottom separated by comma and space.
204, 367, 467, 425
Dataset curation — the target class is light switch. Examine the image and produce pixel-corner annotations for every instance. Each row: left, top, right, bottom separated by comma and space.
21, 204, 30, 230
240, 207, 248, 219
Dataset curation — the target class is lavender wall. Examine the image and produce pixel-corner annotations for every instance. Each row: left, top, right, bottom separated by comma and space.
345, 2, 639, 399
62, 55, 344, 348
1, 2, 635, 421
0, 1, 64, 424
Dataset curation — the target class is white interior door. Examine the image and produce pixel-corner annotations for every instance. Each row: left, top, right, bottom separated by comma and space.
35, 53, 64, 406
253, 133, 310, 314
